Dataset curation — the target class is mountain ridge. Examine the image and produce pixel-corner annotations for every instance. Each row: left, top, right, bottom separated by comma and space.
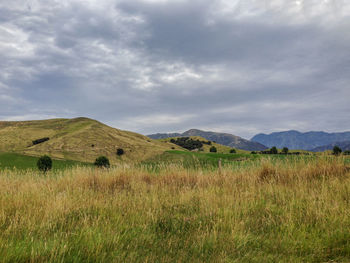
252, 130, 350, 150
311, 141, 350, 152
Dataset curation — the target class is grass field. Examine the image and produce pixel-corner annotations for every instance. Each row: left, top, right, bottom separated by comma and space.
1, 156, 350, 262
0, 152, 89, 170
142, 150, 320, 171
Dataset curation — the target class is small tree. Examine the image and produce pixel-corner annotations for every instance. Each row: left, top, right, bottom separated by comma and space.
116, 148, 124, 156
94, 156, 110, 168
344, 150, 350, 155
282, 147, 289, 154
37, 155, 52, 173
333, 146, 342, 156
210, 146, 217, 153
230, 149, 236, 154
270, 146, 278, 154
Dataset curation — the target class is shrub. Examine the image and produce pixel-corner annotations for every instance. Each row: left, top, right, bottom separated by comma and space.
32, 137, 50, 145
170, 137, 203, 151
116, 148, 124, 156
333, 146, 342, 156
251, 151, 257, 154
94, 156, 110, 168
37, 155, 52, 172
270, 146, 278, 154
282, 147, 289, 154
210, 146, 217, 153
230, 149, 236, 154
344, 150, 350, 155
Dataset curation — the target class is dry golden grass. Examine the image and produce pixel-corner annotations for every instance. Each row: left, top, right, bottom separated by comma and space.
0, 157, 350, 262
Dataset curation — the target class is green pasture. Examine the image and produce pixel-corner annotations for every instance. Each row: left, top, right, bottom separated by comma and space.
0, 152, 89, 170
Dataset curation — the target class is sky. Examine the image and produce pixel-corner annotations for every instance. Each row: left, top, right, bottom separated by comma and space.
0, 0, 349, 139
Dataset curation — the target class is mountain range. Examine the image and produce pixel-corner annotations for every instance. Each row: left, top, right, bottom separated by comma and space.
251, 130, 350, 150
148, 129, 268, 151
311, 141, 350, 152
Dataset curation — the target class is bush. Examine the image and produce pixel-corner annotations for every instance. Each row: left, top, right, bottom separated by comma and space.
116, 148, 124, 156
32, 137, 50, 145
333, 146, 342, 155
37, 155, 52, 172
210, 146, 217, 153
251, 151, 257, 154
170, 137, 203, 151
344, 150, 350, 155
94, 156, 110, 168
282, 147, 289, 154
270, 146, 278, 154
230, 149, 236, 154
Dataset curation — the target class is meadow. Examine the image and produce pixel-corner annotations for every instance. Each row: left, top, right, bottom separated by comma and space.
0, 152, 89, 170
1, 154, 350, 262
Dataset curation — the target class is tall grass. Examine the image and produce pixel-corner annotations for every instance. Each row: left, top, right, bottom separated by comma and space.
0, 157, 350, 262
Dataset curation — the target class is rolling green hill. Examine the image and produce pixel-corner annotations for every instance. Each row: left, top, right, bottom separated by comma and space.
0, 117, 181, 164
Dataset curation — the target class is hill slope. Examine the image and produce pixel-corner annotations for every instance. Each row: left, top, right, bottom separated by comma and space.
252, 130, 350, 150
158, 136, 249, 154
148, 129, 267, 151
0, 117, 178, 163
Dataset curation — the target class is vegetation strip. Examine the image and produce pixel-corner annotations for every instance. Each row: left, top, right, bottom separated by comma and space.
1, 157, 350, 262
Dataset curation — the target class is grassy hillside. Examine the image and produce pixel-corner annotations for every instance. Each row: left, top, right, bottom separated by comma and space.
0, 117, 180, 164
158, 136, 250, 154
1, 157, 350, 262
148, 129, 268, 151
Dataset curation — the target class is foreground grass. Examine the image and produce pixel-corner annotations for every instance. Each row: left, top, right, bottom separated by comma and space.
1, 157, 350, 262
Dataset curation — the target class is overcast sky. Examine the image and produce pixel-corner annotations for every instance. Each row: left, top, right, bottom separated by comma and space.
1, 0, 349, 139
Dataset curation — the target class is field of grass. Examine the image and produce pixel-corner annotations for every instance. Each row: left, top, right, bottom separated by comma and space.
1, 156, 350, 262
143, 150, 259, 170
142, 150, 320, 171
0, 152, 89, 170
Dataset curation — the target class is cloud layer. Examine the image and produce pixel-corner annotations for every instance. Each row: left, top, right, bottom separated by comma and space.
1, 0, 349, 138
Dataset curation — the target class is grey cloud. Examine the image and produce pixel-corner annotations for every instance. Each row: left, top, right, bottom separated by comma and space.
0, 0, 349, 139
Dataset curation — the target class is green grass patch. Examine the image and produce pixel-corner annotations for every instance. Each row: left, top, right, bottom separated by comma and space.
0, 152, 90, 170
